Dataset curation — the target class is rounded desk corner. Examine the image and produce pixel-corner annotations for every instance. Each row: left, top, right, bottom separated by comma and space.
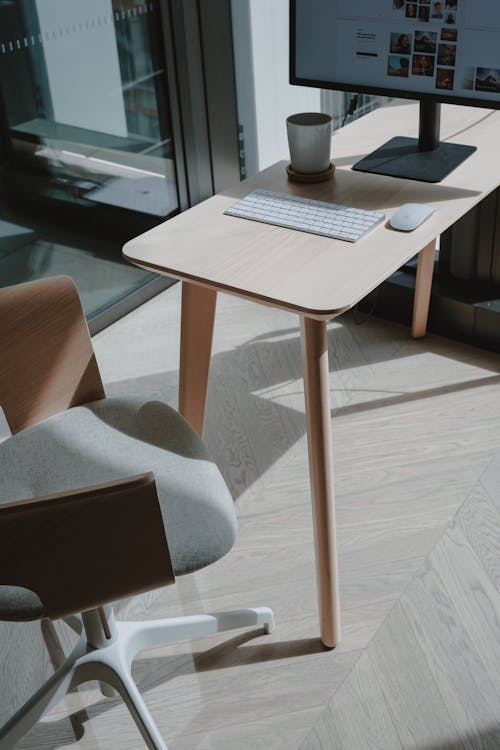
297, 304, 351, 322
122, 241, 135, 261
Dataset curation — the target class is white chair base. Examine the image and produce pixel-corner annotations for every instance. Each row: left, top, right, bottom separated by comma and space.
0, 605, 275, 750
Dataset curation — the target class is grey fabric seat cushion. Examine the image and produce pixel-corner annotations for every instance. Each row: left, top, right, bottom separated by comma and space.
0, 586, 46, 621
0, 397, 237, 619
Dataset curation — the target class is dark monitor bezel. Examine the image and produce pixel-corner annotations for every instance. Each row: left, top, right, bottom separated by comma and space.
289, 0, 500, 112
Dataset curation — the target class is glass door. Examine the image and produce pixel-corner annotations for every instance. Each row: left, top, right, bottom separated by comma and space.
0, 0, 181, 329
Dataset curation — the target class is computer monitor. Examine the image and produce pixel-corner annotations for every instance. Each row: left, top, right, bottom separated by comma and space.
290, 0, 500, 182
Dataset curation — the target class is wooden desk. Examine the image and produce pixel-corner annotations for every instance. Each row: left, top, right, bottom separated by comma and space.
124, 102, 500, 648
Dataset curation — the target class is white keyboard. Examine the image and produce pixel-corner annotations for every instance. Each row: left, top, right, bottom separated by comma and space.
224, 189, 385, 242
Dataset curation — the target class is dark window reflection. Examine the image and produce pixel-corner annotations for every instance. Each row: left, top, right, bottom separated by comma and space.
0, 0, 178, 218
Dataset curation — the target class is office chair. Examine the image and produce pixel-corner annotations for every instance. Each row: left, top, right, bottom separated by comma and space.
0, 276, 274, 750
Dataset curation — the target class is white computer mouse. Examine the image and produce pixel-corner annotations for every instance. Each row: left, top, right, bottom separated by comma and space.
389, 203, 436, 231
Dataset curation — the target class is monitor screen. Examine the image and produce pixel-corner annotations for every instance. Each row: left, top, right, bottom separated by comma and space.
291, 0, 500, 108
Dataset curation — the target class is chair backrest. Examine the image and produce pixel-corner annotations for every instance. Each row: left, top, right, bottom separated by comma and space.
0, 276, 105, 434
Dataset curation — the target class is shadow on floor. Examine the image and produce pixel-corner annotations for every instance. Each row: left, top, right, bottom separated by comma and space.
17, 627, 325, 749
104, 320, 500, 500
420, 729, 500, 749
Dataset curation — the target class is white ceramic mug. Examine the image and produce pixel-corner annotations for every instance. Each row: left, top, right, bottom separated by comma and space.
286, 112, 332, 174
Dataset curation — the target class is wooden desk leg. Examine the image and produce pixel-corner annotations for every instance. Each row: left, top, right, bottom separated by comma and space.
300, 316, 341, 649
179, 282, 217, 437
412, 240, 436, 339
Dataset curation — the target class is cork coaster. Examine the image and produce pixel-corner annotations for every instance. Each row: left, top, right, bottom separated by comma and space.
286, 162, 335, 183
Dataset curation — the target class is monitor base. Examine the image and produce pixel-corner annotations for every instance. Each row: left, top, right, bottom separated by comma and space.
352, 136, 477, 183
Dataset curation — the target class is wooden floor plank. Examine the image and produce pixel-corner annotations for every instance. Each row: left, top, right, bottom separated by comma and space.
457, 482, 500, 594
300, 452, 500, 749
300, 646, 404, 750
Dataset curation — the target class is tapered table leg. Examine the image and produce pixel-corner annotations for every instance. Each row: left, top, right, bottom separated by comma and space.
179, 282, 217, 437
300, 316, 341, 648
412, 240, 436, 338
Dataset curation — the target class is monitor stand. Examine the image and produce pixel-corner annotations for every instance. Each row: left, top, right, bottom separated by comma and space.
352, 101, 476, 183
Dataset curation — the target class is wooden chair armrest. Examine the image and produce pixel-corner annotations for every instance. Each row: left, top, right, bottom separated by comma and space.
0, 474, 175, 621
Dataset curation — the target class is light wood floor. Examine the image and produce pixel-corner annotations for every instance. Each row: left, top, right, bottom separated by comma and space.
3, 282, 500, 749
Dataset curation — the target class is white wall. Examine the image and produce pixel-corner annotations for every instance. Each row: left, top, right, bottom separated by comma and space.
35, 0, 127, 136
232, 0, 321, 175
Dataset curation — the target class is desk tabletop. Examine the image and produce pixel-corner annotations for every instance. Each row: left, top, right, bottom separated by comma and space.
123, 103, 500, 319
